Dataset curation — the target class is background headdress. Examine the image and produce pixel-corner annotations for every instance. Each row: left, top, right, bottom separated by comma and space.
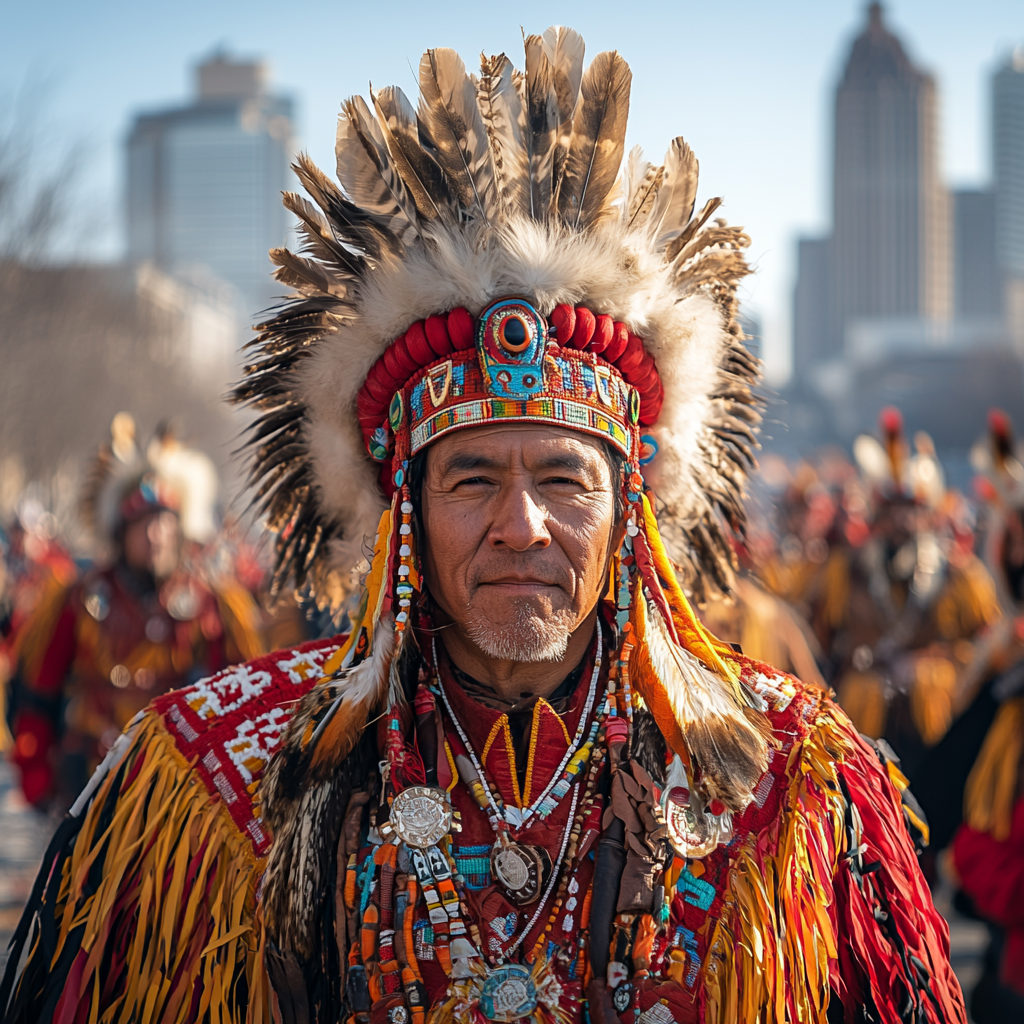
234, 26, 759, 611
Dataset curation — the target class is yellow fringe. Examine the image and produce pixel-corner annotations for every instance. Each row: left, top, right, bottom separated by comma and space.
964, 696, 1024, 841
639, 494, 740, 685
703, 704, 850, 1024
47, 712, 269, 1023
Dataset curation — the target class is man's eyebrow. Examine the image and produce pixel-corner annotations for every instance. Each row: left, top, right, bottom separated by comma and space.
437, 453, 504, 474
534, 453, 590, 473
435, 450, 595, 475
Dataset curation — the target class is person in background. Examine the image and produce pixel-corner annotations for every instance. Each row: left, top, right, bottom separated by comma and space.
5, 416, 266, 809
913, 409, 1024, 1023
831, 408, 1001, 774
699, 528, 827, 688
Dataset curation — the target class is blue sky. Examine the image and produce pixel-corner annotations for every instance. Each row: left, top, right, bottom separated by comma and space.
2, 0, 1021, 381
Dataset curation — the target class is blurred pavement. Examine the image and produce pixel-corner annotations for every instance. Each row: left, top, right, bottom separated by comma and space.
0, 761, 57, 977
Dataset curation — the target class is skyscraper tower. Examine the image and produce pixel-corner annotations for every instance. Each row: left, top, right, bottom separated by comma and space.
994, 47, 1024, 343
994, 48, 1024, 278
126, 54, 295, 319
829, 3, 951, 351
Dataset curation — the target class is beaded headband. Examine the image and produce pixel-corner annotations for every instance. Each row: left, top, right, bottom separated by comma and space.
356, 299, 663, 499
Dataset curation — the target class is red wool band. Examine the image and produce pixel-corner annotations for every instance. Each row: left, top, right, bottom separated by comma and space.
357, 303, 663, 459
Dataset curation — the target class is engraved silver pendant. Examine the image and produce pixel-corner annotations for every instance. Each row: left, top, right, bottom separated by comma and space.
387, 786, 452, 849
490, 840, 544, 905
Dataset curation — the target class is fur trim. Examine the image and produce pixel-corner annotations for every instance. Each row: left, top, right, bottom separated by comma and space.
233, 30, 759, 607
259, 620, 394, 956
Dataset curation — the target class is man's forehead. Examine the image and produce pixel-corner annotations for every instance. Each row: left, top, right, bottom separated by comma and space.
427, 424, 606, 471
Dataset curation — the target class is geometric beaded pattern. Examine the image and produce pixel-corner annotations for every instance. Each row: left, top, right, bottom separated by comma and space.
151, 636, 343, 858
402, 347, 635, 457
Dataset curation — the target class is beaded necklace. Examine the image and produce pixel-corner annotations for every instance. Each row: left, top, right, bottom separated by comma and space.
432, 617, 603, 831
372, 638, 615, 1024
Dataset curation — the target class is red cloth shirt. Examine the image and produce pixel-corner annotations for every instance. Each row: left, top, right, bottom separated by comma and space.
953, 797, 1024, 994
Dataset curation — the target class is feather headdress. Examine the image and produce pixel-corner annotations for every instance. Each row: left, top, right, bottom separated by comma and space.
234, 26, 759, 611
251, 30, 770, 956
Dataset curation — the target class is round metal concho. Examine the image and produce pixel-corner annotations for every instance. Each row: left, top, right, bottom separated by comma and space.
490, 841, 543, 906
612, 983, 633, 1013
389, 787, 452, 849
663, 788, 718, 859
479, 965, 538, 1022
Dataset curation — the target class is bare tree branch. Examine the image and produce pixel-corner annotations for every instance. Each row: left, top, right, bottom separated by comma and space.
0, 76, 91, 264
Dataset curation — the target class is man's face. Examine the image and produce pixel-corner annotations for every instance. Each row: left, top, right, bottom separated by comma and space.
420, 424, 620, 664
123, 510, 181, 579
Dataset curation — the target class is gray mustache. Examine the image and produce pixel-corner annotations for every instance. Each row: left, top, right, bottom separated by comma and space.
469, 557, 572, 590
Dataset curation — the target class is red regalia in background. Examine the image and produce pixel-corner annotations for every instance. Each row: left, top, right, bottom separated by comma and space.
5, 418, 266, 808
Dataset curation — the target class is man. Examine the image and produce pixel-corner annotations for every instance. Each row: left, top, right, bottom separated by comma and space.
833, 410, 1000, 772
2, 30, 964, 1024
5, 422, 265, 808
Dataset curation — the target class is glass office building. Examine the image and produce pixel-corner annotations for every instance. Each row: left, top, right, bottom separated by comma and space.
127, 55, 295, 320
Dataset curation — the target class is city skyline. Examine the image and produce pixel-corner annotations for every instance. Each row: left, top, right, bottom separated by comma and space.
126, 54, 295, 317
2, 0, 1021, 383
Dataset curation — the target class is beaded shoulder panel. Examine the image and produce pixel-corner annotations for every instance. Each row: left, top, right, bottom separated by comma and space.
149, 635, 346, 857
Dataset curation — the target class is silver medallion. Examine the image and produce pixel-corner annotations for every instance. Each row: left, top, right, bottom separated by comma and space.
388, 786, 452, 849
612, 983, 633, 1012
491, 840, 543, 905
479, 965, 538, 1022
660, 756, 723, 859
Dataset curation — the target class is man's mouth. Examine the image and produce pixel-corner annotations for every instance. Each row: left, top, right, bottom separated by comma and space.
476, 577, 563, 596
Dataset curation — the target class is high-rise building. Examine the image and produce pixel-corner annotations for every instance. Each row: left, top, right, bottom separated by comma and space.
829, 3, 951, 348
792, 237, 831, 379
994, 48, 1024, 278
952, 189, 1000, 320
993, 48, 1024, 347
126, 53, 295, 319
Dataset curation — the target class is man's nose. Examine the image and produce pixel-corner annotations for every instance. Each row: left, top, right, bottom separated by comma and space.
487, 486, 551, 551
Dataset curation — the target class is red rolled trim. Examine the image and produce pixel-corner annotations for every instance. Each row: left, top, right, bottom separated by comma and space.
626, 352, 658, 388
591, 314, 614, 353
382, 344, 407, 384
361, 370, 393, 405
617, 334, 646, 375
550, 304, 576, 343
369, 357, 403, 394
357, 390, 386, 424
631, 372, 659, 400
570, 307, 596, 349
425, 315, 454, 357
639, 380, 664, 426
603, 322, 630, 363
448, 307, 475, 350
404, 321, 434, 366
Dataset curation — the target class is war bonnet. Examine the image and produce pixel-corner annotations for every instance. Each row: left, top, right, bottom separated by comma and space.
234, 27, 759, 612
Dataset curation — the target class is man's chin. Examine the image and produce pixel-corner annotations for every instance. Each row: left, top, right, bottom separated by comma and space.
463, 606, 574, 663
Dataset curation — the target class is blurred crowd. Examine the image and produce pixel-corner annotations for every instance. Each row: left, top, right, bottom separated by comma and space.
700, 405, 1024, 1022
0, 414, 327, 811
2, 406, 1024, 1019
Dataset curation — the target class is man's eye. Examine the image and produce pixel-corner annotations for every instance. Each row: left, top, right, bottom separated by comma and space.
542, 476, 583, 487
454, 476, 491, 487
